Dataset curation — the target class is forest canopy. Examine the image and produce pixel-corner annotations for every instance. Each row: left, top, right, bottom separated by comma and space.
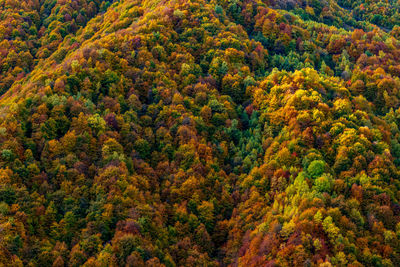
1, 0, 400, 266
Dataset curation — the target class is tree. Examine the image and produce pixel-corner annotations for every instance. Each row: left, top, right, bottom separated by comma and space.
314, 173, 334, 193
307, 160, 326, 178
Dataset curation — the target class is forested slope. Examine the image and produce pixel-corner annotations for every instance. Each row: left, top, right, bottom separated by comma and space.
1, 0, 400, 266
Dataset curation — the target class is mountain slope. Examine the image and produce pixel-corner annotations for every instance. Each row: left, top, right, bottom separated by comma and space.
0, 0, 400, 266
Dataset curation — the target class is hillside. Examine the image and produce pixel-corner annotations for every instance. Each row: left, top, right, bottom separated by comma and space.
1, 0, 400, 266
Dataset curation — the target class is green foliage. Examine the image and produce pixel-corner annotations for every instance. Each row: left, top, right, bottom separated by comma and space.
88, 114, 106, 135
314, 173, 334, 193
307, 160, 326, 178
215, 5, 223, 15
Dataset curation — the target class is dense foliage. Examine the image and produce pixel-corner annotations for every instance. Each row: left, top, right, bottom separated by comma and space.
1, 0, 400, 266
